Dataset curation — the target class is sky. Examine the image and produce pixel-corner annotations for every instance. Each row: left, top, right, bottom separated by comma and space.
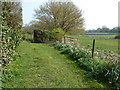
22, 0, 119, 30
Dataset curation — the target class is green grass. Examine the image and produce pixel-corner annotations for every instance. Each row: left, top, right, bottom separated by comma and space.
22, 33, 33, 42
66, 34, 118, 53
3, 42, 109, 88
84, 35, 116, 38
85, 33, 117, 35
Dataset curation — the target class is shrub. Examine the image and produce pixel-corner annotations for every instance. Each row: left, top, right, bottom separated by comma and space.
52, 28, 65, 42
115, 35, 120, 39
34, 30, 54, 43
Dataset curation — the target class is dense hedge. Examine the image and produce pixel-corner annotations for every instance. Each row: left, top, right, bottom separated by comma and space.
34, 30, 54, 43
1, 25, 22, 64
52, 42, 120, 89
115, 35, 120, 39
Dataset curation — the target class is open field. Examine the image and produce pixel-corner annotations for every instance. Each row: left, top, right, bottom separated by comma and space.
83, 34, 116, 38
67, 34, 118, 53
85, 33, 117, 35
3, 42, 108, 88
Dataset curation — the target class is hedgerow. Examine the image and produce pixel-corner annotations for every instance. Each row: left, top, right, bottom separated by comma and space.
52, 42, 120, 89
1, 25, 22, 64
34, 30, 54, 43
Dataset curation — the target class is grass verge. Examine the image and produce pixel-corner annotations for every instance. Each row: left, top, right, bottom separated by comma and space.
3, 42, 109, 88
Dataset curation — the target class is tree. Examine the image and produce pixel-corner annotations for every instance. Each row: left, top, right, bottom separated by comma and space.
2, 2, 22, 29
102, 26, 109, 32
22, 21, 41, 34
52, 28, 65, 41
34, 1, 84, 34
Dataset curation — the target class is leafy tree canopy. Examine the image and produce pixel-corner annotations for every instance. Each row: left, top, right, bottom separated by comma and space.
34, 1, 84, 34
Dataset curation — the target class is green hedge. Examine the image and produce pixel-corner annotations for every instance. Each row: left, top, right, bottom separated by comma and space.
34, 30, 54, 43
1, 25, 22, 64
115, 35, 120, 39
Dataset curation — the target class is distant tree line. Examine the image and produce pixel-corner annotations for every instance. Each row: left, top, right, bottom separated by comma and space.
86, 26, 120, 33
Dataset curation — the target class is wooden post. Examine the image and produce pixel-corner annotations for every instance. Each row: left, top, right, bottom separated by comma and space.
92, 39, 95, 58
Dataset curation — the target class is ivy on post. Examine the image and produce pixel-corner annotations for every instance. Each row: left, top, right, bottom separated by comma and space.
92, 39, 95, 58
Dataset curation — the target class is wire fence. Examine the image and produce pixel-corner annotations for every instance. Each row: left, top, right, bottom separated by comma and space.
62, 37, 120, 63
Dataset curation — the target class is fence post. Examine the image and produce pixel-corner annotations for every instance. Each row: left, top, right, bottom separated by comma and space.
92, 39, 95, 58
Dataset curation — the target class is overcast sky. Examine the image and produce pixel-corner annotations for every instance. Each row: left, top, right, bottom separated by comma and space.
22, 0, 119, 30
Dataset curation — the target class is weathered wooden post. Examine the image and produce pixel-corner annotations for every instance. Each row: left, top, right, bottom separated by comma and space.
92, 39, 95, 58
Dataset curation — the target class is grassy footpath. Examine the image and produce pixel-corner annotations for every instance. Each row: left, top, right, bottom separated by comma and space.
3, 42, 109, 88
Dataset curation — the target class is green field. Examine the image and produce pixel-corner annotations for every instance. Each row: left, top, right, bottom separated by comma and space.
67, 34, 118, 53
85, 33, 117, 35
3, 42, 109, 88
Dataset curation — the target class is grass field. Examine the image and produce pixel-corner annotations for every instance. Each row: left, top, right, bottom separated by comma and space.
67, 34, 118, 53
3, 42, 109, 88
85, 33, 117, 35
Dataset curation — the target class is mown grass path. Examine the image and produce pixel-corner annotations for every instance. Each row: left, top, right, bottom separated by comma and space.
4, 42, 108, 88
